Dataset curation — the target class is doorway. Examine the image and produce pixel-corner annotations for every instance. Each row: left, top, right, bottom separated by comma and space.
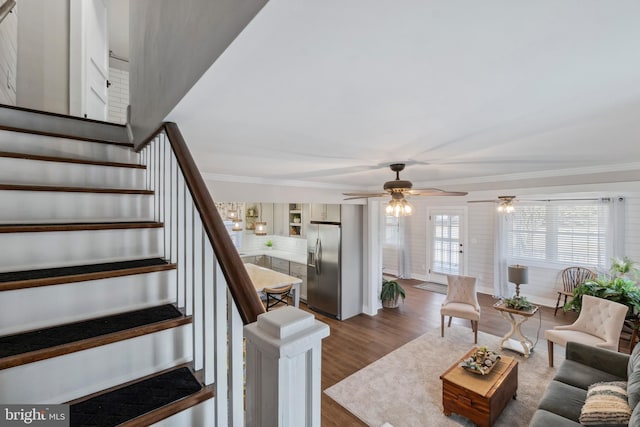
428, 208, 467, 284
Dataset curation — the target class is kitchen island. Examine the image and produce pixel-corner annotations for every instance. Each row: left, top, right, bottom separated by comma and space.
244, 263, 302, 308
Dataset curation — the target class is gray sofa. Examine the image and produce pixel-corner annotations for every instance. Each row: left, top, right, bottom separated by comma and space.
529, 341, 640, 426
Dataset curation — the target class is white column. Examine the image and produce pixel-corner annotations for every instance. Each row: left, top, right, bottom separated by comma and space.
363, 200, 382, 315
244, 307, 330, 427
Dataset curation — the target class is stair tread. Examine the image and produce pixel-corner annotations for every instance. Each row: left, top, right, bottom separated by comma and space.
0, 258, 169, 283
0, 221, 162, 233
0, 305, 183, 359
0, 150, 145, 169
70, 367, 203, 427
0, 183, 153, 194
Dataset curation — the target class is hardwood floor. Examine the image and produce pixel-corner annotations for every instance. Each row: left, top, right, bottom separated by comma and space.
300, 278, 623, 426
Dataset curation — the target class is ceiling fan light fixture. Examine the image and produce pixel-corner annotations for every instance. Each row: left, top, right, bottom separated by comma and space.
497, 196, 516, 213
385, 195, 413, 217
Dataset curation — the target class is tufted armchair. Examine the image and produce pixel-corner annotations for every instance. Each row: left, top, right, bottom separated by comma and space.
441, 275, 481, 343
545, 295, 628, 367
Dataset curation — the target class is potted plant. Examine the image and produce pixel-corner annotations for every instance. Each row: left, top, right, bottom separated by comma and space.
265, 239, 273, 249
502, 295, 534, 311
564, 257, 640, 315
380, 278, 406, 308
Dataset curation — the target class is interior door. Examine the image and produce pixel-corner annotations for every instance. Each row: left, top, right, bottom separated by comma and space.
69, 0, 109, 120
428, 208, 466, 284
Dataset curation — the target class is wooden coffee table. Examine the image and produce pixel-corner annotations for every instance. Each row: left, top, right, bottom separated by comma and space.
440, 347, 518, 427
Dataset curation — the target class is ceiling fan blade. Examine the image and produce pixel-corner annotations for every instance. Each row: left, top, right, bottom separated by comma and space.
409, 189, 468, 197
342, 192, 388, 200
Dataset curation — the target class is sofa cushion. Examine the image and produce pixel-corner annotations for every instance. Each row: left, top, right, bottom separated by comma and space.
529, 409, 581, 427
628, 344, 640, 410
579, 381, 631, 426
629, 402, 640, 427
555, 359, 626, 391
628, 342, 640, 378
537, 380, 587, 422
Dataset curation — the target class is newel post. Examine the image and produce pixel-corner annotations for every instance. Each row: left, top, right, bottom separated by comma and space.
244, 307, 330, 426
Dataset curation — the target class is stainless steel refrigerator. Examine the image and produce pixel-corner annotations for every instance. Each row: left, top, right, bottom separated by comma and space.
307, 221, 341, 318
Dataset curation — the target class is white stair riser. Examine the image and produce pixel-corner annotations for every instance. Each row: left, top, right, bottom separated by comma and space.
0, 271, 177, 336
0, 228, 163, 272
151, 399, 215, 427
0, 129, 137, 164
0, 326, 193, 404
0, 157, 146, 189
0, 191, 154, 224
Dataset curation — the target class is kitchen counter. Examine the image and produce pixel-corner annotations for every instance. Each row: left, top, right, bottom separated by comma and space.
239, 249, 306, 265
244, 263, 302, 308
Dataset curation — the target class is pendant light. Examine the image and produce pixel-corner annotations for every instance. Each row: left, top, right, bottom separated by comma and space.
227, 203, 239, 221
227, 203, 243, 231
255, 202, 267, 236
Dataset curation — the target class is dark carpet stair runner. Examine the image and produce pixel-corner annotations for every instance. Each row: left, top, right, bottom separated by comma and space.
0, 304, 185, 361
69, 366, 204, 427
0, 257, 173, 289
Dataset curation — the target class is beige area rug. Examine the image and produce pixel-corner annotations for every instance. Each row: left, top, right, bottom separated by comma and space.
325, 326, 563, 427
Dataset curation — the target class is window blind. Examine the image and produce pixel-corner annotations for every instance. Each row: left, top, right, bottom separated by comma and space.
507, 200, 609, 268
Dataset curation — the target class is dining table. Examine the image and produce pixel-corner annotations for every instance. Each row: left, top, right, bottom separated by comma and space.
244, 263, 302, 308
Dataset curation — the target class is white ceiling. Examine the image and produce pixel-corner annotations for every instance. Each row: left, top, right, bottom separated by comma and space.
166, 0, 640, 194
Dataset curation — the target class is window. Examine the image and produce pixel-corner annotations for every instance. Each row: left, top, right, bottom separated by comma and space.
384, 215, 399, 246
507, 200, 610, 268
431, 214, 461, 274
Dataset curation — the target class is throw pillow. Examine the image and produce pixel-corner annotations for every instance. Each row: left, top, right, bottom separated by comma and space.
580, 381, 632, 425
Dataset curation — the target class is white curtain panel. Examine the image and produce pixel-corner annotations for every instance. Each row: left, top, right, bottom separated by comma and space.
493, 213, 512, 298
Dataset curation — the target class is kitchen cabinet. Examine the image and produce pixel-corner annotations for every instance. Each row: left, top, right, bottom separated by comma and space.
241, 255, 271, 268
289, 262, 307, 301
270, 257, 290, 274
288, 203, 303, 237
273, 203, 287, 236
310, 203, 341, 222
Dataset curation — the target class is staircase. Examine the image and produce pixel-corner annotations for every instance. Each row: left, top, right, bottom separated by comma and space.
0, 110, 254, 426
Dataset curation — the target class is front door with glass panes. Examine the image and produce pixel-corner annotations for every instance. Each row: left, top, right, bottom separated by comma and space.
428, 209, 466, 284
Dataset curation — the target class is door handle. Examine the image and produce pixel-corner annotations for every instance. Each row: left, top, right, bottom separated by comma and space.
315, 239, 321, 275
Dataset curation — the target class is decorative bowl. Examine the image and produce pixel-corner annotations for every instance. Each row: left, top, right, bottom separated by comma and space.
460, 348, 501, 375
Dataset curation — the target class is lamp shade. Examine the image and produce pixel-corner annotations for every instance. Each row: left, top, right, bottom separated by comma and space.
508, 265, 528, 285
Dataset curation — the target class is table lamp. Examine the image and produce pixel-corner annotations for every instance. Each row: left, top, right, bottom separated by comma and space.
508, 265, 528, 297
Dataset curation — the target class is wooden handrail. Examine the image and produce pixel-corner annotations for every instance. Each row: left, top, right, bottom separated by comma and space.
0, 1, 16, 24
139, 122, 265, 324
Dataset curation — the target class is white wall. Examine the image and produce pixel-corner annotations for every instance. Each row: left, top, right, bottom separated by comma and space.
16, 0, 69, 114
108, 67, 129, 124
381, 182, 640, 308
0, 2, 18, 105
130, 0, 268, 144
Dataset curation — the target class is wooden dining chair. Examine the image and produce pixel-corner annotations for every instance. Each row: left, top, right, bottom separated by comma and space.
264, 285, 293, 311
554, 266, 596, 316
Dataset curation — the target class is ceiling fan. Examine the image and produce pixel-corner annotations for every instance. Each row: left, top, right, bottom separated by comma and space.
342, 163, 468, 216
468, 195, 529, 213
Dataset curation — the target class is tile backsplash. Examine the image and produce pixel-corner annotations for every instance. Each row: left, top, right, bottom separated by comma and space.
242, 234, 306, 254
